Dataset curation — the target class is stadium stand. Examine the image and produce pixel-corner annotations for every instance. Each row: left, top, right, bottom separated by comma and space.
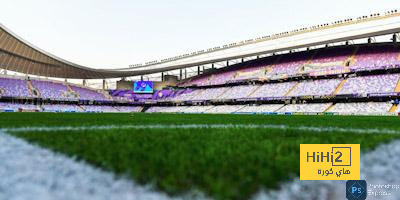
338, 74, 399, 95
277, 103, 333, 113
42, 104, 83, 112
0, 102, 144, 113
1, 43, 400, 115
146, 106, 187, 113
180, 44, 399, 86
145, 106, 168, 113
0, 77, 109, 101
181, 105, 215, 113
114, 106, 143, 113
1, 10, 400, 116
248, 82, 296, 98
168, 89, 200, 101
0, 77, 31, 98
237, 104, 284, 113
0, 102, 39, 111
82, 105, 119, 113
289, 79, 342, 97
31, 80, 73, 100
204, 105, 245, 114
218, 86, 257, 100
329, 102, 393, 114
355, 45, 400, 69
70, 85, 108, 101
193, 87, 228, 100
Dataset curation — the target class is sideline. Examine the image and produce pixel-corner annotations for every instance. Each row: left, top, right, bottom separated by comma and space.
0, 131, 177, 200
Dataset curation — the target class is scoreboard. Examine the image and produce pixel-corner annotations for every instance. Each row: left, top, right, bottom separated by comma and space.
133, 81, 154, 93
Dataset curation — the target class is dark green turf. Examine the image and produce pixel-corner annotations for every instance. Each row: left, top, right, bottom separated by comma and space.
2, 113, 400, 199
2, 112, 400, 129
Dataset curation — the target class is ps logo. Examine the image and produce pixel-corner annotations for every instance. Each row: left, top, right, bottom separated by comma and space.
352, 186, 362, 194
346, 180, 366, 200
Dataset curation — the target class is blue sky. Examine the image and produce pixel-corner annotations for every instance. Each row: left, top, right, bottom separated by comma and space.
0, 0, 398, 69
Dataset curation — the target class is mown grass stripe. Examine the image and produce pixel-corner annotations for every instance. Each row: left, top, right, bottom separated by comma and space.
2, 124, 400, 134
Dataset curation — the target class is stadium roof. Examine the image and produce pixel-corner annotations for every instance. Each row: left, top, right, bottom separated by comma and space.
0, 11, 400, 79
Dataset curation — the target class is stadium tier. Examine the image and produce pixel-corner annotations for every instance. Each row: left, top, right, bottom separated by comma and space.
0, 77, 31, 98
338, 74, 400, 95
31, 80, 69, 99
276, 103, 333, 113
2, 100, 393, 114
0, 102, 38, 111
249, 82, 296, 98
1, 44, 400, 114
0, 102, 143, 113
81, 105, 119, 112
238, 104, 285, 113
206, 105, 245, 114
195, 87, 228, 100
181, 44, 400, 86
0, 78, 109, 101
42, 104, 83, 112
328, 102, 393, 114
143, 102, 393, 115
165, 75, 399, 101
218, 86, 256, 99
289, 79, 342, 97
355, 45, 400, 70
69, 85, 109, 101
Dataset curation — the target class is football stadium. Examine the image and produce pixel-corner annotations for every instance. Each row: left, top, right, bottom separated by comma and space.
1, 2, 400, 200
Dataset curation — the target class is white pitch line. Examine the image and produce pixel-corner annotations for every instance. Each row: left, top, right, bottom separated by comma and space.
2, 124, 400, 135
0, 131, 183, 200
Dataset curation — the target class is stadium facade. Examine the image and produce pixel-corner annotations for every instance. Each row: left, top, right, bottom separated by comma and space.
1, 10, 400, 115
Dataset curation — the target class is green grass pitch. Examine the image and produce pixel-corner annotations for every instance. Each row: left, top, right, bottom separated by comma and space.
2, 112, 400, 199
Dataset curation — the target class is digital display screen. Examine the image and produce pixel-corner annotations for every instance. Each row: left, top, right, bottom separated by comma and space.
133, 81, 154, 93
